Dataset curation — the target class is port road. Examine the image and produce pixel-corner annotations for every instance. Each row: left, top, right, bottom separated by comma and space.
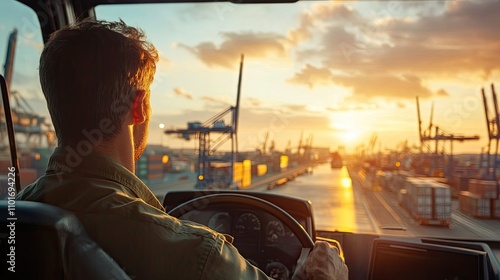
269, 163, 500, 241
152, 163, 500, 240
150, 165, 311, 202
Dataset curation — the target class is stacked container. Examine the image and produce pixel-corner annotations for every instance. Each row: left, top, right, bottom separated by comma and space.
494, 199, 500, 219
459, 191, 490, 218
459, 179, 500, 219
403, 177, 451, 226
388, 170, 413, 193
136, 154, 165, 183
451, 167, 482, 196
433, 183, 452, 221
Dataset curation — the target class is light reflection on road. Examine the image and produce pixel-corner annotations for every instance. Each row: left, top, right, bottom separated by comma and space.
269, 163, 374, 233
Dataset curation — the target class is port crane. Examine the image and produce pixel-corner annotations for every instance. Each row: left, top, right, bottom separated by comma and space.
0, 28, 56, 150
292, 131, 314, 163
164, 55, 244, 189
258, 130, 270, 155
416, 96, 479, 178
481, 84, 500, 179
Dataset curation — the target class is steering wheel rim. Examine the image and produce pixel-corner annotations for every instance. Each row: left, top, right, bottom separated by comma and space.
167, 193, 315, 249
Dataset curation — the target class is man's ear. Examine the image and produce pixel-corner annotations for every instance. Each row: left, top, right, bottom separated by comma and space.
132, 89, 148, 124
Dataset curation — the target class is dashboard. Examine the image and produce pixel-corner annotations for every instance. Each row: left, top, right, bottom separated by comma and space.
164, 190, 315, 279
179, 206, 303, 278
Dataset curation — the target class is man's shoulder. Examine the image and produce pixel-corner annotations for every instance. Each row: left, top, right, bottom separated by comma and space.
17, 172, 122, 201
18, 172, 216, 236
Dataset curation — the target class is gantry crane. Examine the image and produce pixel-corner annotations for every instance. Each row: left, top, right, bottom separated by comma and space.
164, 55, 244, 189
481, 84, 500, 179
1, 29, 56, 149
259, 131, 269, 155
416, 96, 479, 178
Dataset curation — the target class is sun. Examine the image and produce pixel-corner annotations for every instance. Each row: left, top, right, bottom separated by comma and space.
340, 128, 361, 143
329, 111, 366, 147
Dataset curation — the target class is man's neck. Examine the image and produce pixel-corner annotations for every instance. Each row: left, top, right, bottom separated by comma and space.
59, 126, 136, 173
91, 125, 135, 173
93, 139, 135, 173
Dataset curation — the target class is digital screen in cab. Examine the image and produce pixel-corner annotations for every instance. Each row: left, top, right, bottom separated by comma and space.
369, 239, 487, 280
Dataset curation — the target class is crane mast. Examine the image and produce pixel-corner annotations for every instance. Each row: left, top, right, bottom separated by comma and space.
416, 97, 479, 178
3, 29, 17, 90
165, 55, 244, 189
1, 29, 56, 149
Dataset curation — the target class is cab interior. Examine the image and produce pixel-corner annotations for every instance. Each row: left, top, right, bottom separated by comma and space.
1, 0, 500, 279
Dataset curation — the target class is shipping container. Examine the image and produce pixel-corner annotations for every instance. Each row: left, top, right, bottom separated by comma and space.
468, 179, 498, 199
403, 177, 451, 226
492, 199, 500, 219
459, 191, 491, 218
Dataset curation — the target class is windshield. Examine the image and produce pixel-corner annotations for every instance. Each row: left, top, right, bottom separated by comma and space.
0, 1, 51, 199
2, 0, 500, 241
95, 0, 497, 155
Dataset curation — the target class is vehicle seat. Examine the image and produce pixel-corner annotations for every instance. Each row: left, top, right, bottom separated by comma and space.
0, 200, 131, 280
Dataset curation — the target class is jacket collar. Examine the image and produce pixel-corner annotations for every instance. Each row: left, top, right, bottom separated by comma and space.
46, 145, 165, 211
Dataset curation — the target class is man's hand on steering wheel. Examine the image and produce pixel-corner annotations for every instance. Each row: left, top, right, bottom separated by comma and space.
167, 193, 348, 280
292, 241, 348, 280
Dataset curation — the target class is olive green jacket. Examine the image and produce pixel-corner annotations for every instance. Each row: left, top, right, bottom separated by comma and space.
17, 146, 270, 279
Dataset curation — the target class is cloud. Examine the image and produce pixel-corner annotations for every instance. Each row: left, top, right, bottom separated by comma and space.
157, 53, 171, 69
201, 96, 232, 106
173, 87, 193, 99
294, 25, 360, 65
179, 31, 287, 68
287, 64, 333, 89
19, 33, 43, 51
326, 103, 380, 112
287, 3, 360, 45
357, 1, 499, 76
246, 97, 262, 107
436, 89, 449, 97
288, 1, 500, 99
289, 64, 447, 100
237, 106, 331, 137
332, 74, 437, 100
151, 53, 172, 90
284, 104, 307, 111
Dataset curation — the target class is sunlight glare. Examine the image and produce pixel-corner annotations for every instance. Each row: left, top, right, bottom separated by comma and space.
329, 112, 364, 147
341, 177, 352, 188
340, 167, 352, 188
340, 129, 361, 143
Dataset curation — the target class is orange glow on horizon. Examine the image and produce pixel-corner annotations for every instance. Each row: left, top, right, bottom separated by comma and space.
329, 112, 364, 147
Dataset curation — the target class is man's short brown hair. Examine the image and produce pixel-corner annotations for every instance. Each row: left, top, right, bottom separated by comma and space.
39, 19, 158, 145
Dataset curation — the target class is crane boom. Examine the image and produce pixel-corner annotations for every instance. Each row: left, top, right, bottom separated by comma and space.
3, 29, 17, 90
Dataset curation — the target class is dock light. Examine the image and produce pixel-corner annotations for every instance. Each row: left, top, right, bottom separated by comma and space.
159, 123, 165, 146
395, 161, 401, 167
198, 175, 204, 181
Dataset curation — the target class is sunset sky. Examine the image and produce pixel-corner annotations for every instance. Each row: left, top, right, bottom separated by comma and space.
1, 0, 499, 154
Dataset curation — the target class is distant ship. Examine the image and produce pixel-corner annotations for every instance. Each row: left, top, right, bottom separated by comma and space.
330, 152, 343, 169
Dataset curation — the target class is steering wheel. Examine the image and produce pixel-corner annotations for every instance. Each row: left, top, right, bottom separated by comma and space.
167, 193, 315, 277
